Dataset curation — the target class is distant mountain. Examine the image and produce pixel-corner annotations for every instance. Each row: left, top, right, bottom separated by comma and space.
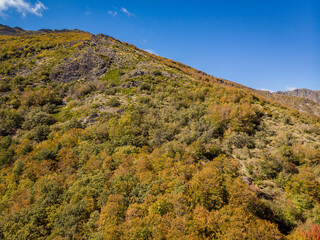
276, 88, 320, 104
0, 24, 82, 36
256, 89, 320, 117
0, 24, 26, 35
255, 88, 320, 117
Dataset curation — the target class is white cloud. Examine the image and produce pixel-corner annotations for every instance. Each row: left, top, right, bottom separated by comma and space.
0, 0, 47, 17
259, 88, 275, 93
107, 10, 117, 17
285, 86, 297, 91
121, 7, 134, 17
145, 49, 158, 55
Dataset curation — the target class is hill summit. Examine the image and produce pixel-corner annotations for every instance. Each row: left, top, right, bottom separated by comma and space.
0, 25, 320, 239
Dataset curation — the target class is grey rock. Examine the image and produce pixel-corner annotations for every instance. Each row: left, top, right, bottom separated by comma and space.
118, 81, 142, 89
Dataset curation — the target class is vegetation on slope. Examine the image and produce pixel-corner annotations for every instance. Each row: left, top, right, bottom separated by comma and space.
0, 26, 320, 239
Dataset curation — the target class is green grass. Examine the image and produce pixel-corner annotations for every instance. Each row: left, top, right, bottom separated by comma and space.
99, 68, 126, 85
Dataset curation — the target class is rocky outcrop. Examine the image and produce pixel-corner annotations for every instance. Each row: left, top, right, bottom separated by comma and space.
49, 49, 109, 83
49, 35, 126, 83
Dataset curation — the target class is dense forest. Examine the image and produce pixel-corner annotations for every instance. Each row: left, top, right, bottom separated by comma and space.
0, 25, 320, 239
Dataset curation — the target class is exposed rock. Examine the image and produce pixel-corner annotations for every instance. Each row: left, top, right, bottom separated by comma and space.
118, 81, 142, 89
50, 48, 108, 83
49, 34, 132, 83
241, 176, 253, 185
116, 108, 124, 114
80, 113, 99, 126
89, 113, 99, 119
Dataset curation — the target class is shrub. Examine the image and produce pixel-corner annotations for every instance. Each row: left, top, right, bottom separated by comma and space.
0, 83, 11, 92
73, 84, 97, 99
205, 144, 222, 159
228, 132, 255, 149
37, 148, 55, 162
106, 97, 121, 107
290, 224, 320, 240
63, 118, 83, 131
37, 143, 61, 161
149, 196, 173, 215
189, 141, 206, 160
0, 109, 24, 136
13, 160, 25, 176
0, 148, 14, 166
21, 87, 62, 107
0, 136, 12, 150
139, 83, 151, 91
30, 125, 51, 142
21, 141, 33, 155
22, 109, 56, 130
188, 162, 227, 211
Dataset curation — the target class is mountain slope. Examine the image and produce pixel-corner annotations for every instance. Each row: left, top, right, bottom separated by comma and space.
0, 26, 320, 239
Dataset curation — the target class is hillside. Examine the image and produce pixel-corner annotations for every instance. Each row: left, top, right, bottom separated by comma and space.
0, 26, 320, 240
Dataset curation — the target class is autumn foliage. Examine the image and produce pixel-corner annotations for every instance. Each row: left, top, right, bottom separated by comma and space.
0, 28, 319, 239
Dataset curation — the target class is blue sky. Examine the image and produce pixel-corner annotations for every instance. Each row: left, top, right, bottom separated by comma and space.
1, 0, 319, 91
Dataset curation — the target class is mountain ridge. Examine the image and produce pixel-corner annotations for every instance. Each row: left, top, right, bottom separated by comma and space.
276, 88, 320, 104
0, 24, 84, 36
